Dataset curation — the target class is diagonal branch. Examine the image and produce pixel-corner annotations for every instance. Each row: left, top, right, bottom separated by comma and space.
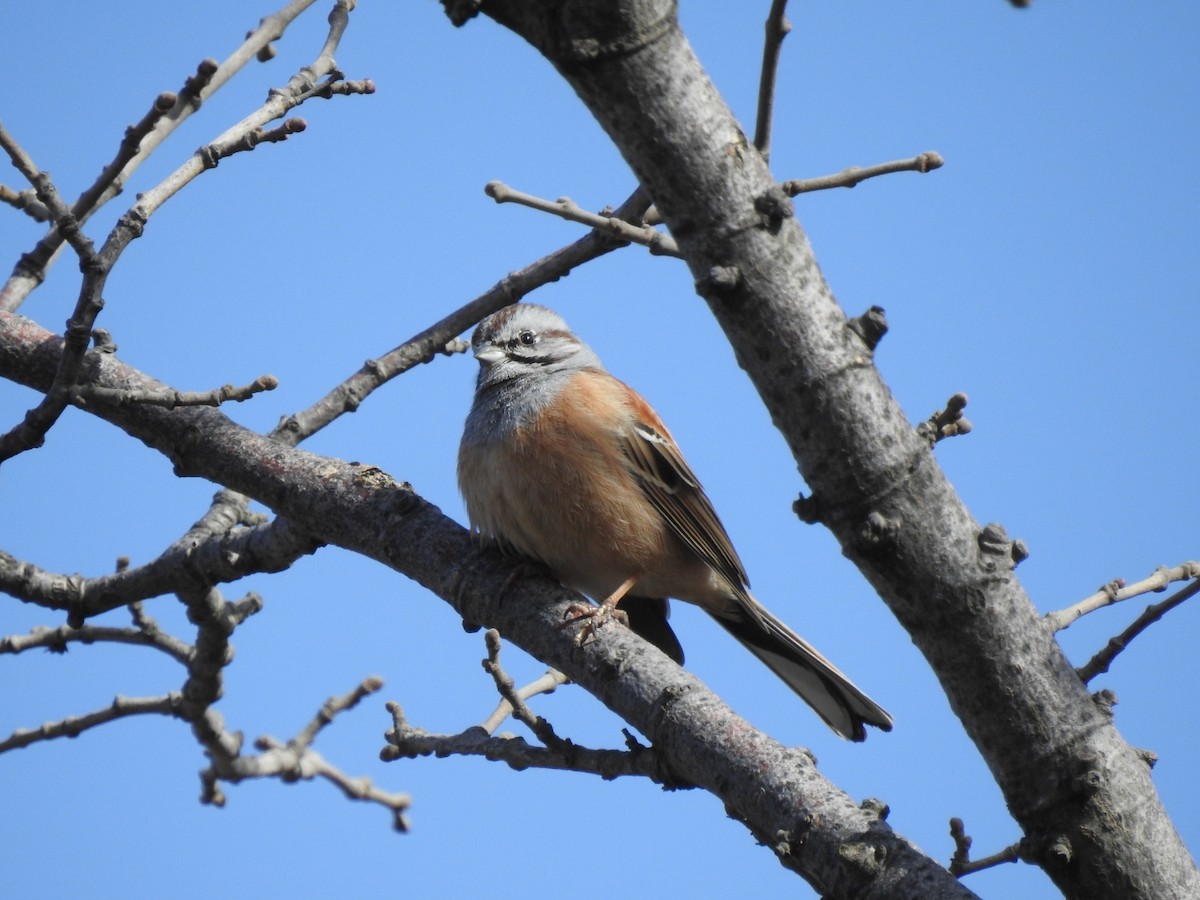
0, 309, 971, 898
0, 693, 182, 752
1045, 561, 1200, 632
0, 0, 328, 312
273, 184, 654, 444
1076, 579, 1200, 683
468, 4, 1194, 897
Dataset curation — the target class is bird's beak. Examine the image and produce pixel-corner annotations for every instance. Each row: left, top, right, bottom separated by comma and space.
473, 346, 505, 365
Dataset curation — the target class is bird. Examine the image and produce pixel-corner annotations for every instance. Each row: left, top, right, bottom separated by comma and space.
457, 303, 892, 741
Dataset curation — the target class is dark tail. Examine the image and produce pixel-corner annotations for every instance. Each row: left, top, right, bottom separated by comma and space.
712, 601, 892, 742
618, 595, 685, 664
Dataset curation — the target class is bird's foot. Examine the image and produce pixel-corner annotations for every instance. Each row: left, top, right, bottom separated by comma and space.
561, 600, 629, 646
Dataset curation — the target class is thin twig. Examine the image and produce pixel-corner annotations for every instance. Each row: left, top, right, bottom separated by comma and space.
132, 5, 369, 230
202, 678, 411, 831
0, 183, 51, 222
0, 125, 105, 463
292, 676, 385, 749
1077, 579, 1200, 683
0, 622, 191, 665
0, 2, 367, 465
782, 151, 944, 194
947, 817, 1022, 877
72, 374, 279, 409
754, 0, 792, 158
0, 0, 326, 312
480, 629, 569, 748
383, 700, 687, 787
0, 693, 182, 752
485, 180, 680, 257
273, 184, 655, 445
479, 668, 570, 735
1045, 561, 1200, 632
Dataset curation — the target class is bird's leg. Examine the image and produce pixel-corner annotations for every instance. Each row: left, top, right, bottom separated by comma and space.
562, 574, 638, 646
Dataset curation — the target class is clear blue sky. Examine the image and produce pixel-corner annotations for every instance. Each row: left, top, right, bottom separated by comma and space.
2, 3, 1197, 898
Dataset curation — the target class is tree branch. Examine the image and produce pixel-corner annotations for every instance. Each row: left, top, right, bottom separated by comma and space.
0, 516, 317, 623
485, 180, 680, 257
1076, 578, 1200, 683
271, 184, 654, 445
782, 151, 944, 194
470, 3, 1196, 897
1, 309, 972, 899
0, 693, 182, 752
0, 0, 329, 312
1045, 561, 1200, 632
754, 0, 791, 158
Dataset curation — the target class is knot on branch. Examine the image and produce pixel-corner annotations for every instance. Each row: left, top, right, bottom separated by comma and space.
754, 184, 794, 233
856, 511, 899, 550
792, 492, 822, 525
977, 523, 1028, 570
697, 265, 742, 299
917, 392, 972, 446
181, 58, 220, 109
848, 306, 888, 352
441, 0, 483, 27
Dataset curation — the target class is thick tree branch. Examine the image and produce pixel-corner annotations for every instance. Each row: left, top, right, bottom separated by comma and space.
469, 3, 1197, 898
0, 309, 971, 900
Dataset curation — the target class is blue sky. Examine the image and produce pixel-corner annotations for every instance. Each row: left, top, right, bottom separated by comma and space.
1, 3, 1197, 898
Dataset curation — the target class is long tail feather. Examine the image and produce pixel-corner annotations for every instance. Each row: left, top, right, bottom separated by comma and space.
712, 601, 892, 741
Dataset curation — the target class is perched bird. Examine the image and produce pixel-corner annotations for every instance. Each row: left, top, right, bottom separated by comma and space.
457, 303, 892, 741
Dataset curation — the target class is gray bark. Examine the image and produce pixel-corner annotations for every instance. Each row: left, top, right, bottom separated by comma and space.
468, 1, 1198, 898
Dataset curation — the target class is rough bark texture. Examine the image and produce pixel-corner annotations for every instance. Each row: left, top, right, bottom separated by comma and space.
474, 1, 1199, 898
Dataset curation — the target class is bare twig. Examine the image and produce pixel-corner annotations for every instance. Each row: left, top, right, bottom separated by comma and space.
0, 622, 191, 665
1045, 562, 1200, 632
0, 2, 368, 465
72, 374, 279, 409
292, 676, 385, 749
382, 700, 687, 787
754, 0, 792, 158
0, 125, 106, 463
782, 151, 944, 194
0, 693, 182, 752
132, 5, 368, 230
274, 184, 655, 445
479, 668, 570, 735
382, 629, 684, 786
0, 183, 51, 222
1077, 579, 1200, 683
201, 678, 412, 831
479, 630, 569, 747
485, 180, 681, 257
0, 0, 329, 312
948, 818, 1022, 877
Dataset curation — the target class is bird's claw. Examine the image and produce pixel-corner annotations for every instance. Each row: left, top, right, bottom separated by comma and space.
561, 601, 629, 646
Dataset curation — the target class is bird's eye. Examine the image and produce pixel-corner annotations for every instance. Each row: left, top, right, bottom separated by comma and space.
518, 330, 536, 346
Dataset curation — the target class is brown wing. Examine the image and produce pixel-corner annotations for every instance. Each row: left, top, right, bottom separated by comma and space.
615, 383, 766, 623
